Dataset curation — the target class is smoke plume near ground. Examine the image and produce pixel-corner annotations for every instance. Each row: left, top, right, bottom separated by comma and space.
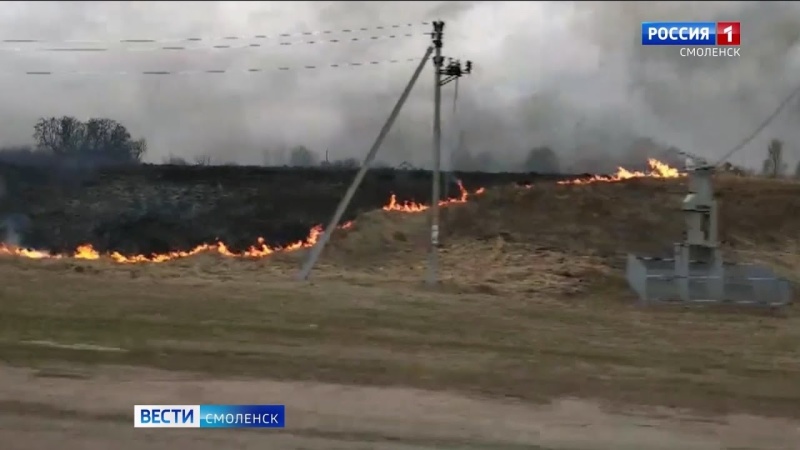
0, 177, 13, 246
0, 1, 798, 171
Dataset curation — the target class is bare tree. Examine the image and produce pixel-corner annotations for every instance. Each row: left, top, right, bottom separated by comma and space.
34, 116, 85, 156
193, 154, 212, 166
289, 145, 318, 167
762, 139, 787, 178
33, 116, 146, 163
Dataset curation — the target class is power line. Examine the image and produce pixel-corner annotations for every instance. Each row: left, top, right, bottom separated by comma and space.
0, 57, 421, 77
0, 22, 429, 47
0, 33, 424, 53
715, 82, 800, 166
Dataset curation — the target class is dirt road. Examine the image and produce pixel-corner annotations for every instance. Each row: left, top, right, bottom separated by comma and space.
0, 365, 797, 450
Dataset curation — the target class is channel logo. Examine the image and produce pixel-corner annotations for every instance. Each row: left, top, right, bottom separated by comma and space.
134, 404, 286, 429
641, 22, 740, 46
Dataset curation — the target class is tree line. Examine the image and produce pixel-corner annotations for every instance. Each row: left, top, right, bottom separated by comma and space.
163, 142, 565, 172
2, 116, 799, 177
0, 115, 567, 172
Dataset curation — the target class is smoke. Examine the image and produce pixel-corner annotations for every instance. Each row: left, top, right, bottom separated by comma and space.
1, 214, 33, 248
0, 1, 798, 171
0, 174, 29, 247
568, 1, 800, 170
2, 220, 21, 247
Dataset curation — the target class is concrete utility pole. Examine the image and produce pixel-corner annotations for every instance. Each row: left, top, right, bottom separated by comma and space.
426, 20, 445, 286
297, 45, 435, 281
426, 20, 472, 286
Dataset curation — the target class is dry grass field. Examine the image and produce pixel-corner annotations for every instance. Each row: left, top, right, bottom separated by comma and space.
0, 175, 799, 449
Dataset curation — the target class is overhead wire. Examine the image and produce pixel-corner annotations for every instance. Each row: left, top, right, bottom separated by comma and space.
0, 22, 429, 47
715, 82, 800, 166
0, 57, 423, 77
0, 33, 424, 53
0, 22, 430, 78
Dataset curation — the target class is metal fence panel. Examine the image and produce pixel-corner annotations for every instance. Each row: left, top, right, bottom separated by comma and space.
626, 254, 792, 306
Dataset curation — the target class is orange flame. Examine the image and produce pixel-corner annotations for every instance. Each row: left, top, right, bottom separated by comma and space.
382, 180, 480, 212
0, 180, 483, 264
557, 158, 684, 185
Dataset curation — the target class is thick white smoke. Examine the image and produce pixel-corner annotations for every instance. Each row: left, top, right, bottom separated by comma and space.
0, 1, 797, 171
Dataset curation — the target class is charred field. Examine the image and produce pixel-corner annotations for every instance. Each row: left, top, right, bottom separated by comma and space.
0, 163, 570, 256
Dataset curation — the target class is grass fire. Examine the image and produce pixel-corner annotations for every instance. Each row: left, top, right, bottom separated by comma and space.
0, 160, 681, 264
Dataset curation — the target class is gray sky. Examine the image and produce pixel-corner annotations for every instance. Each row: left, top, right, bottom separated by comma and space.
0, 1, 798, 170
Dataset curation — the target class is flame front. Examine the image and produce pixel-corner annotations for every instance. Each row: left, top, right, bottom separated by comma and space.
557, 158, 684, 185
382, 180, 484, 212
1, 161, 682, 265
0, 181, 481, 264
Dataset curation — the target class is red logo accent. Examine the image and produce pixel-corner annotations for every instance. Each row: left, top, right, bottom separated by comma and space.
717, 22, 740, 46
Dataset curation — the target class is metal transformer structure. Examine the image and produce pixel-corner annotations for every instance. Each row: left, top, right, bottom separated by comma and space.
626, 162, 791, 306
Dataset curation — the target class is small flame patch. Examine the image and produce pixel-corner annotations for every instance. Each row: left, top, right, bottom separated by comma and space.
557, 158, 684, 185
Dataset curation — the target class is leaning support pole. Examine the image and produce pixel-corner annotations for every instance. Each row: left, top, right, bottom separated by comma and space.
297, 45, 435, 281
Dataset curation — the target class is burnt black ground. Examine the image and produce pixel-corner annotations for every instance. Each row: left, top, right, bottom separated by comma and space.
0, 163, 586, 255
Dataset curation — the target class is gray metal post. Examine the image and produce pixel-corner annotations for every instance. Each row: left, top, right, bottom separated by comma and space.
426, 21, 444, 286
297, 45, 435, 281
